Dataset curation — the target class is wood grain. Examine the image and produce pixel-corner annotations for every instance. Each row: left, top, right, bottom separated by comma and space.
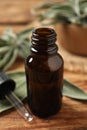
0, 96, 87, 130
0, 0, 87, 130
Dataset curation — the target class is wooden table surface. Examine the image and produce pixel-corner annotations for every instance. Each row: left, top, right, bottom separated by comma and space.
0, 0, 87, 130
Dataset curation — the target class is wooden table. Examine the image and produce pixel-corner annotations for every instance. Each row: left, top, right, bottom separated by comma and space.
0, 0, 87, 130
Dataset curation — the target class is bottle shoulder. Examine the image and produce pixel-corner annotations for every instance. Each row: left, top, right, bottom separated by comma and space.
25, 53, 63, 72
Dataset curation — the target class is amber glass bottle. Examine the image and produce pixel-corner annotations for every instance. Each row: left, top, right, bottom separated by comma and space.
25, 28, 64, 118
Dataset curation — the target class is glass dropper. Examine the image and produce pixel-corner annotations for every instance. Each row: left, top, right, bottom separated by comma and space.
5, 92, 33, 122
0, 71, 33, 122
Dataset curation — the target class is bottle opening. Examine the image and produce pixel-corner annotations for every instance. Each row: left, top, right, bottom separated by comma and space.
32, 27, 57, 44
32, 28, 56, 38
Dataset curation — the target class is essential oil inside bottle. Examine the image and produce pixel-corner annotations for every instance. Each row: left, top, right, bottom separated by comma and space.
25, 28, 64, 118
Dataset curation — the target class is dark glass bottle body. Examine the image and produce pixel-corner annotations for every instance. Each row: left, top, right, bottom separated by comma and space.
25, 28, 64, 118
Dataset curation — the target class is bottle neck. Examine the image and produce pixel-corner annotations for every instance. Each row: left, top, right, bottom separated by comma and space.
31, 28, 58, 55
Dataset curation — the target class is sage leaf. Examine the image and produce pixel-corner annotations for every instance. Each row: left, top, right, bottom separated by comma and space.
0, 46, 9, 54
33, 0, 87, 26
4, 49, 18, 71
0, 48, 13, 69
17, 28, 33, 39
17, 40, 31, 58
63, 79, 87, 100
8, 71, 27, 99
34, 2, 54, 9
0, 28, 33, 70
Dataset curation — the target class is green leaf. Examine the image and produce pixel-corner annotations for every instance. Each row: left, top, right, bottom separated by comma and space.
17, 28, 33, 39
34, 2, 54, 9
3, 49, 18, 71
43, 10, 59, 19
70, 0, 80, 16
34, 1, 87, 26
63, 79, 87, 100
0, 28, 33, 70
0, 46, 9, 54
1, 28, 17, 42
51, 3, 73, 13
0, 71, 87, 113
0, 48, 14, 69
17, 40, 31, 58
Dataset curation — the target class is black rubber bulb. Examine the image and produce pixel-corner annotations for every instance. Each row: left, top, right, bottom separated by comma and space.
0, 71, 15, 99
